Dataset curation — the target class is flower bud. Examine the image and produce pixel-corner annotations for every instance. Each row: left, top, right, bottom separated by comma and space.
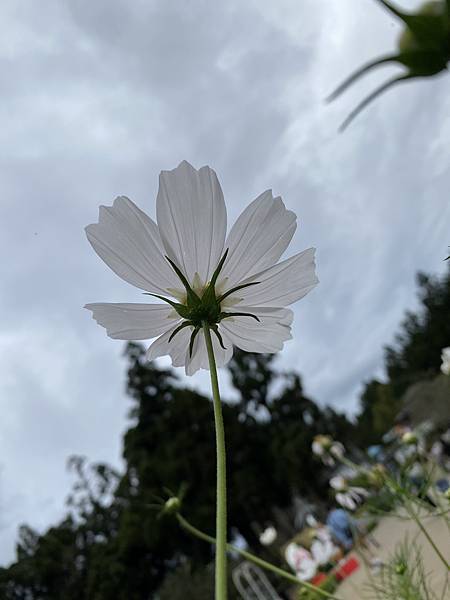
164, 496, 181, 515
402, 431, 418, 445
312, 435, 333, 453
327, 0, 450, 129
395, 562, 407, 575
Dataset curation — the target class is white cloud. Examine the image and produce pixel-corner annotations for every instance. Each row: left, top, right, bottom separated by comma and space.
1, 0, 449, 565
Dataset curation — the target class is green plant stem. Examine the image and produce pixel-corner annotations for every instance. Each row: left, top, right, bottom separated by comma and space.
405, 501, 450, 570
176, 513, 344, 600
203, 322, 228, 599
337, 454, 449, 570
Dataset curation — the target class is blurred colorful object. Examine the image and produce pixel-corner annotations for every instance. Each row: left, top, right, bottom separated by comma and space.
329, 1, 450, 130
441, 346, 450, 374
334, 556, 360, 581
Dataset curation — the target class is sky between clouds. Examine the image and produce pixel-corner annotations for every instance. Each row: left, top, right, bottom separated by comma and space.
1, 0, 449, 565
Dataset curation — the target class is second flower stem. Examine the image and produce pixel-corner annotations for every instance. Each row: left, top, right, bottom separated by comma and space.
203, 323, 228, 599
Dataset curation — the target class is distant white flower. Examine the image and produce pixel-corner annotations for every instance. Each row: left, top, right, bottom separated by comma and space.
329, 475, 346, 491
330, 475, 369, 511
259, 526, 277, 546
85, 161, 318, 375
285, 543, 317, 581
335, 488, 368, 511
312, 435, 345, 466
401, 431, 418, 445
441, 347, 450, 375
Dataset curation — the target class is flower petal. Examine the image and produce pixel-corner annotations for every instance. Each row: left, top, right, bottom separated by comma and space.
220, 307, 292, 353
234, 248, 318, 307
156, 161, 227, 286
86, 196, 181, 294
85, 302, 175, 340
185, 328, 234, 375
146, 323, 191, 366
219, 190, 296, 288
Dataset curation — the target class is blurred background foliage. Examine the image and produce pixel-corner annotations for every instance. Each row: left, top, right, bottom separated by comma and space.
0, 264, 448, 599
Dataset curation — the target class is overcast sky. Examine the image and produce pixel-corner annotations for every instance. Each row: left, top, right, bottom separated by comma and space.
1, 0, 449, 566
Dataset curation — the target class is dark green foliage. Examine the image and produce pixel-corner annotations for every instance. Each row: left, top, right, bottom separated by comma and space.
0, 344, 354, 598
328, 0, 450, 130
385, 268, 450, 395
355, 265, 450, 444
355, 380, 401, 446
1, 265, 447, 597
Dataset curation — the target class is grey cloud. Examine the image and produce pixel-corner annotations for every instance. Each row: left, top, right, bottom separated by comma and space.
1, 0, 449, 565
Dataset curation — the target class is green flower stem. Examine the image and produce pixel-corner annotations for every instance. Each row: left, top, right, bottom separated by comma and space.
176, 514, 345, 600
336, 455, 449, 569
203, 322, 228, 599
405, 501, 450, 571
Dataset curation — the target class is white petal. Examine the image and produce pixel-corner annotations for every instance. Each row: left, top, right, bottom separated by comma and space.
185, 332, 207, 376
156, 161, 227, 286
329, 476, 346, 491
234, 248, 318, 307
146, 323, 191, 366
220, 307, 292, 353
336, 493, 357, 511
219, 190, 296, 288
185, 328, 234, 376
236, 306, 294, 326
86, 196, 181, 294
85, 303, 175, 340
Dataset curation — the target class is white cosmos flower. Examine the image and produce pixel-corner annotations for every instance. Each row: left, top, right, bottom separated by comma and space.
330, 475, 369, 511
335, 488, 368, 511
85, 161, 318, 375
312, 435, 345, 466
329, 475, 346, 492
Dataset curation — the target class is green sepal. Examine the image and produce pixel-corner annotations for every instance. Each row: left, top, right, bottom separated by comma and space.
217, 281, 260, 304
201, 248, 229, 307
168, 321, 193, 343
211, 325, 227, 350
189, 326, 200, 357
338, 73, 415, 131
165, 256, 201, 307
210, 248, 229, 287
143, 293, 191, 319
219, 311, 261, 323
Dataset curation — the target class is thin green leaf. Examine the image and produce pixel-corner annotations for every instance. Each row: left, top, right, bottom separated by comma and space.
168, 321, 193, 343
220, 311, 260, 323
327, 55, 397, 102
210, 248, 229, 286
339, 73, 415, 131
189, 326, 200, 357
165, 256, 201, 304
211, 325, 227, 350
217, 281, 260, 304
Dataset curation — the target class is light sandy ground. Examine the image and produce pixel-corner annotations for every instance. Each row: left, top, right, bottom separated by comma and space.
336, 511, 449, 599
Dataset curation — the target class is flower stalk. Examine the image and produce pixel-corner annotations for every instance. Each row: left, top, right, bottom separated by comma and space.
404, 500, 450, 570
176, 513, 345, 600
203, 322, 228, 599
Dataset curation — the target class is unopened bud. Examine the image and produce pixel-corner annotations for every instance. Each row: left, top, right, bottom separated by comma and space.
402, 431, 418, 445
395, 562, 407, 575
164, 496, 181, 515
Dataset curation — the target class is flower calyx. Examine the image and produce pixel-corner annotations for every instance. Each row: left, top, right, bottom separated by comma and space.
163, 496, 182, 515
328, 0, 450, 129
146, 249, 260, 355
